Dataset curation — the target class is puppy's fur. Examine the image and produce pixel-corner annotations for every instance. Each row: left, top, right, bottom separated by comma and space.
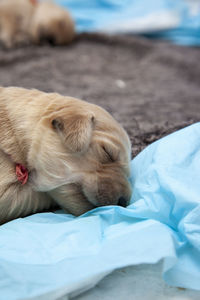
0, 87, 132, 224
0, 0, 75, 48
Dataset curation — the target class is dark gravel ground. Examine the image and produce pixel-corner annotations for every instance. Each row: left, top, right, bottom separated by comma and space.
0, 33, 199, 157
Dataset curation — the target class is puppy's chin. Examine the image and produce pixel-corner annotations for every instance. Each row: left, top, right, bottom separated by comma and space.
48, 183, 95, 216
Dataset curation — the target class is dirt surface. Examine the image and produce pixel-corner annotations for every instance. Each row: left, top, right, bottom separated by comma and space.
0, 33, 199, 157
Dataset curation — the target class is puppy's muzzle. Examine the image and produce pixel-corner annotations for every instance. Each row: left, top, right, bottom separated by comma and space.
82, 175, 132, 209
95, 192, 131, 208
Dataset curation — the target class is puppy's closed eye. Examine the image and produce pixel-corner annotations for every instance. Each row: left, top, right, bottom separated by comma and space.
102, 146, 115, 162
101, 143, 119, 163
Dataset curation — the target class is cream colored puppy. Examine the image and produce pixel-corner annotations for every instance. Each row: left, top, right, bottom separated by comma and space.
30, 1, 75, 45
0, 0, 75, 48
0, 87, 132, 224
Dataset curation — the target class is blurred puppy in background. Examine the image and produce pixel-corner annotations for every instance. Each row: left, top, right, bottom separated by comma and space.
0, 0, 75, 48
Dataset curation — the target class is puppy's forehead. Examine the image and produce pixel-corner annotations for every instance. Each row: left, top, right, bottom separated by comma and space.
84, 104, 131, 157
71, 98, 131, 151
48, 94, 131, 153
94, 108, 130, 147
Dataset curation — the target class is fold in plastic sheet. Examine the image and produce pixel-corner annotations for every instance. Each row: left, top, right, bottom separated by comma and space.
0, 123, 200, 300
55, 0, 200, 46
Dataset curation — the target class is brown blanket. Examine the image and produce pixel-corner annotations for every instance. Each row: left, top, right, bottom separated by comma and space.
0, 34, 199, 157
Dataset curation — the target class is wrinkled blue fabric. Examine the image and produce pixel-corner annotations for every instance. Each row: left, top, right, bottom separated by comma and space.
0, 123, 200, 299
55, 0, 200, 45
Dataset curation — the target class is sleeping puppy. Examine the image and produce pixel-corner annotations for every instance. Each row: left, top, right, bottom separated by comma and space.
0, 0, 75, 48
30, 1, 75, 45
0, 87, 132, 224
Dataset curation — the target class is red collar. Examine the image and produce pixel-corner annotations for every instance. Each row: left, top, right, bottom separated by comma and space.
16, 163, 29, 185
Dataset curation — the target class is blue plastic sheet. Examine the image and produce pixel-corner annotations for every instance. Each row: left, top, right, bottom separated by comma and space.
55, 0, 200, 46
0, 123, 200, 299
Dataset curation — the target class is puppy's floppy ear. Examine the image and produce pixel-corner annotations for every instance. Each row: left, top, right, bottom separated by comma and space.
52, 113, 95, 153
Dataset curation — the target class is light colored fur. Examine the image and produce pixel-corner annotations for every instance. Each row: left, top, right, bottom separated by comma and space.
0, 0, 75, 48
0, 87, 132, 224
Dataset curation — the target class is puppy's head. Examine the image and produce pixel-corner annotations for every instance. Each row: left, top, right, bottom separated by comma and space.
30, 2, 75, 45
29, 96, 132, 215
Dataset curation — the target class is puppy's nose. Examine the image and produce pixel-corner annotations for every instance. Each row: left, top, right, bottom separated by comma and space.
39, 35, 56, 46
46, 35, 56, 46
117, 197, 128, 207
38, 27, 56, 45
